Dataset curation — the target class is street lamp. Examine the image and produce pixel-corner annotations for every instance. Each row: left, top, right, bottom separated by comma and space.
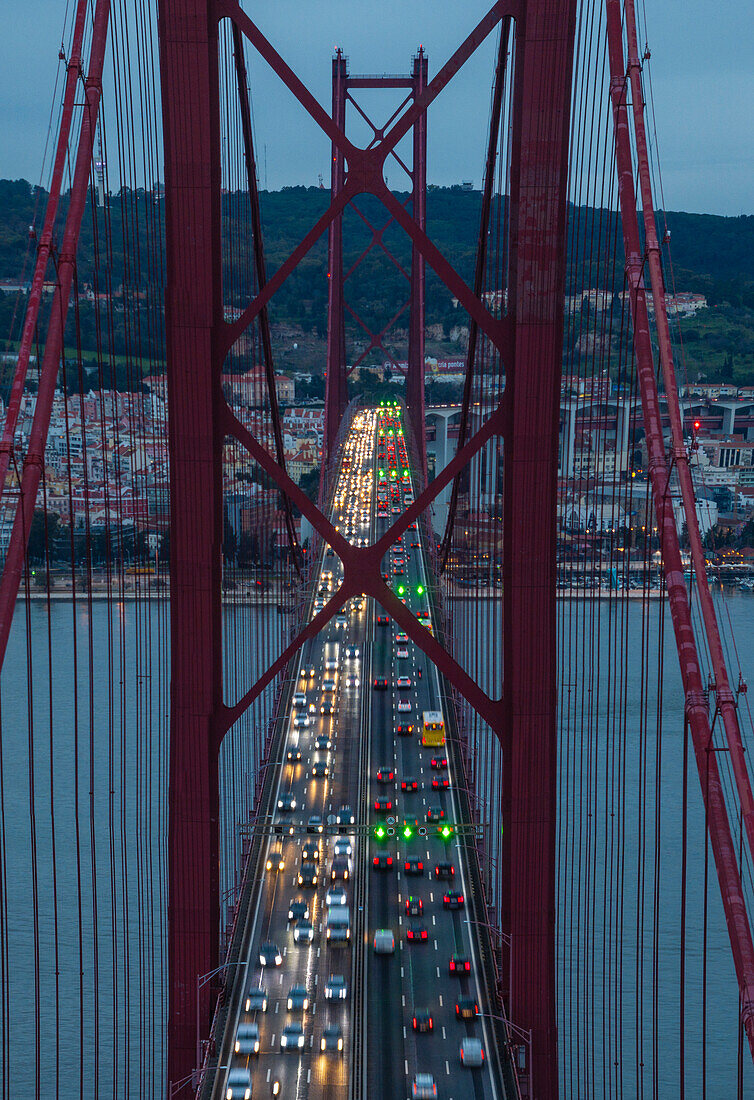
195, 960, 245, 1078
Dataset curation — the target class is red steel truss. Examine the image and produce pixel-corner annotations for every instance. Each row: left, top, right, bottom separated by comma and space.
160, 3, 576, 1094
323, 49, 428, 470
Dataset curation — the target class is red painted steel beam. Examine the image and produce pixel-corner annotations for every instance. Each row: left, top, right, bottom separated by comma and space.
159, 0, 224, 1088
619, 0, 754, 881
406, 48, 428, 482
499, 4, 576, 1096
0, 0, 111, 666
0, 0, 90, 507
606, 0, 754, 1055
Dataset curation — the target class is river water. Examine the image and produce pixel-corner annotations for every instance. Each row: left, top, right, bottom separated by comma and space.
0, 592, 752, 1097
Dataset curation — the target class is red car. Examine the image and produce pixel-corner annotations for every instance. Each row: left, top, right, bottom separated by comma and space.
373, 677, 389, 690
435, 862, 455, 879
401, 777, 419, 792
430, 756, 447, 770
407, 925, 428, 942
404, 858, 424, 876
377, 615, 390, 626
405, 896, 423, 916
373, 854, 393, 870
443, 893, 464, 910
396, 724, 414, 737
432, 776, 450, 790
377, 767, 395, 784
449, 954, 471, 974
374, 796, 394, 813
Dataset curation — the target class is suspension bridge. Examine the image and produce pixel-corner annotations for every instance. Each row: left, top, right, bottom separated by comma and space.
0, 1, 752, 1098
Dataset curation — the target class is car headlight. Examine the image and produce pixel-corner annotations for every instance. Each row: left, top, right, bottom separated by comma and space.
287, 999, 293, 1009
321, 1039, 326, 1052
338, 1038, 343, 1050
275, 954, 282, 965
254, 1041, 259, 1053
281, 1035, 288, 1047
298, 1036, 304, 1048
259, 955, 265, 965
234, 1041, 240, 1053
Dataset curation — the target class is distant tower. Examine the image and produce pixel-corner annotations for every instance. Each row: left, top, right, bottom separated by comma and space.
94, 127, 106, 207
318, 172, 324, 189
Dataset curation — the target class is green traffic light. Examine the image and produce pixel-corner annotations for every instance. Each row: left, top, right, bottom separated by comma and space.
402, 824, 414, 840
439, 824, 454, 840
397, 585, 405, 596
417, 585, 424, 596
374, 824, 387, 841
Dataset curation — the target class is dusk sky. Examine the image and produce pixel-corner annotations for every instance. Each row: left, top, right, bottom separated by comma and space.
1, 1, 751, 216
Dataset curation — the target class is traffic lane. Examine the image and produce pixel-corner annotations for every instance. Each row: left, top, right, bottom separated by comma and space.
365, 621, 405, 1100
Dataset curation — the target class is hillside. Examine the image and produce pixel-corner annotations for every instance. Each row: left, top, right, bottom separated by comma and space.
2, 178, 754, 386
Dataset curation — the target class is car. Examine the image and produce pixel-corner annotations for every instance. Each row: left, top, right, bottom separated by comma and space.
335, 615, 347, 628
320, 701, 335, 715
426, 806, 444, 823
322, 678, 337, 692
333, 837, 353, 858
298, 864, 318, 887
266, 846, 285, 872
345, 675, 360, 688
405, 896, 423, 916
397, 723, 414, 737
302, 841, 320, 862
337, 805, 354, 827
397, 699, 412, 713
455, 997, 479, 1020
396, 647, 410, 659
377, 615, 390, 625
345, 645, 360, 658
405, 858, 424, 875
435, 861, 455, 879
293, 920, 314, 944
373, 677, 389, 690
235, 1021, 261, 1055
325, 885, 347, 907
278, 792, 297, 811
311, 760, 329, 778
432, 776, 450, 790
244, 986, 268, 1012
286, 985, 309, 1011
396, 635, 409, 647
288, 899, 310, 922
407, 924, 428, 942
324, 657, 338, 671
307, 815, 324, 834
373, 853, 393, 870
324, 974, 347, 1000
443, 892, 465, 910
373, 929, 395, 954
259, 941, 282, 967
226, 1068, 252, 1099
396, 676, 412, 689
315, 735, 332, 751
408, 522, 418, 530
280, 1023, 305, 1050
401, 776, 418, 792
449, 953, 471, 974
287, 747, 302, 763
412, 1074, 437, 1099
293, 714, 310, 729
292, 692, 307, 707
374, 795, 393, 813
430, 756, 447, 770
460, 1037, 485, 1067
320, 1023, 344, 1053
393, 565, 405, 575
377, 766, 394, 784
330, 855, 350, 881
412, 1009, 434, 1033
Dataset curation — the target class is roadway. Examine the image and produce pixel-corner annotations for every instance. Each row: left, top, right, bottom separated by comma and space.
211, 405, 506, 1100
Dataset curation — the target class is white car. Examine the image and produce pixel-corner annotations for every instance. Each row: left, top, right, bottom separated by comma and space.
333, 837, 352, 858
280, 1023, 305, 1050
373, 929, 395, 954
226, 1068, 252, 1099
293, 714, 310, 728
326, 885, 347, 907
412, 1074, 437, 1099
345, 675, 359, 688
292, 692, 307, 708
324, 974, 348, 1000
460, 1037, 485, 1067
396, 647, 409, 659
293, 920, 314, 944
397, 699, 412, 713
234, 1021, 260, 1055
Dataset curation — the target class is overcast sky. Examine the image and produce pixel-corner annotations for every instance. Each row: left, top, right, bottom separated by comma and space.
1, 1, 751, 215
